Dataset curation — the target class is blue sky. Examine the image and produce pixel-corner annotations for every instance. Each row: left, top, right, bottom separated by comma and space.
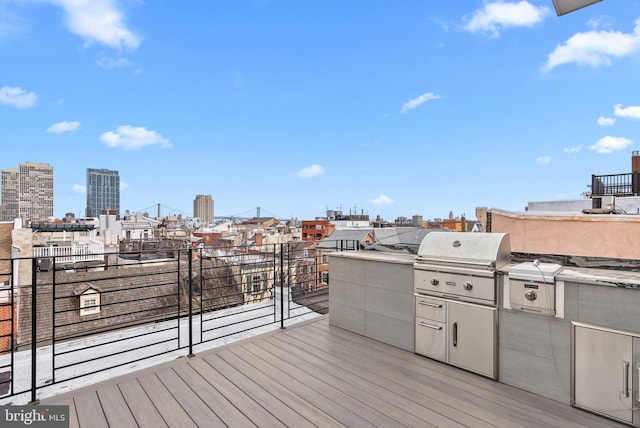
1, 1, 639, 221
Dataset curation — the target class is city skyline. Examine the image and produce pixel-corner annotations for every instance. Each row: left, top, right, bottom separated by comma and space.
1, 1, 639, 220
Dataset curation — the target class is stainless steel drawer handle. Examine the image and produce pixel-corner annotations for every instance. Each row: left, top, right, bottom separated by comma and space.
637, 364, 640, 402
418, 321, 442, 330
418, 301, 443, 308
623, 361, 630, 398
453, 321, 458, 347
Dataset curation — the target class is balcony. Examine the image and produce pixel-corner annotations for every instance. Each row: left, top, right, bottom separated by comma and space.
0, 244, 628, 427
32, 240, 104, 264
591, 172, 640, 197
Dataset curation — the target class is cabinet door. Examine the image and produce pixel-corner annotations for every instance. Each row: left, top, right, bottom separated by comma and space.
448, 301, 496, 378
634, 337, 640, 427
574, 325, 633, 424
415, 317, 446, 362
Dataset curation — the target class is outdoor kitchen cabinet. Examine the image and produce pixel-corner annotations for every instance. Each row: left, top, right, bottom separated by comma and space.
573, 322, 640, 426
415, 295, 497, 379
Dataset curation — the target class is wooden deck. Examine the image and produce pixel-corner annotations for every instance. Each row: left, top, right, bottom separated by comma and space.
43, 316, 625, 428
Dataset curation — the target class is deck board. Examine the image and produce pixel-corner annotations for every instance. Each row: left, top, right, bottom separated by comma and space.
180, 359, 284, 426
153, 367, 225, 427
72, 391, 109, 428
268, 331, 472, 428
117, 378, 169, 428
137, 372, 198, 428
41, 315, 627, 428
223, 345, 374, 427
243, 340, 411, 427
255, 336, 447, 428
309, 320, 623, 428
96, 384, 138, 428
205, 351, 342, 427
55, 398, 79, 428
295, 323, 524, 427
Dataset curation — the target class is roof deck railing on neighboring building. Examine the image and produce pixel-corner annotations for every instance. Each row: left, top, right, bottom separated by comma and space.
32, 240, 104, 264
591, 172, 640, 197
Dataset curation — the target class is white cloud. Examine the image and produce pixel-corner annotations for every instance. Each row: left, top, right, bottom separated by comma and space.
371, 194, 394, 205
47, 121, 80, 134
99, 125, 171, 150
49, 0, 140, 50
293, 164, 325, 179
0, 86, 37, 109
587, 15, 614, 31
536, 156, 551, 165
0, 5, 25, 39
614, 104, 640, 120
72, 184, 86, 194
97, 56, 131, 69
401, 92, 440, 114
589, 136, 632, 154
563, 145, 582, 153
597, 116, 616, 126
120, 181, 129, 191
462, 1, 550, 38
543, 18, 640, 71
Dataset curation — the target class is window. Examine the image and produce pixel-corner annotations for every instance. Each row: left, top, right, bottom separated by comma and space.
322, 254, 328, 264
251, 274, 262, 294
321, 272, 329, 285
80, 289, 100, 316
307, 265, 313, 274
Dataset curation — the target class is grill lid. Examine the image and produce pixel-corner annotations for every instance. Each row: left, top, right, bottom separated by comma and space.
415, 232, 511, 269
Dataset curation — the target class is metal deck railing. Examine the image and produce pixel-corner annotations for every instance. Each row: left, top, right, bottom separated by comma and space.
0, 241, 358, 403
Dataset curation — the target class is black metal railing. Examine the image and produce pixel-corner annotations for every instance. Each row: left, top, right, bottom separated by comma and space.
591, 173, 640, 197
0, 241, 358, 403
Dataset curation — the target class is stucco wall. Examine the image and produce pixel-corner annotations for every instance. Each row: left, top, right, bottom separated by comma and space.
482, 209, 640, 259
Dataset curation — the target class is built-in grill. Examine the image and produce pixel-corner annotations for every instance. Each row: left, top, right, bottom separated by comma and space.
414, 231, 511, 306
413, 232, 511, 379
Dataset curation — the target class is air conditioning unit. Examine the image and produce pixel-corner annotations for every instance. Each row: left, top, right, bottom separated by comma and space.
592, 195, 615, 210
37, 258, 53, 272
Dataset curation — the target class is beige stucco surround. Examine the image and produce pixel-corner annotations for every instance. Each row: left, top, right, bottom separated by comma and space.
476, 207, 640, 259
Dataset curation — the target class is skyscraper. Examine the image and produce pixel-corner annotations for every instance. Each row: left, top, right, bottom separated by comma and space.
0, 169, 19, 221
86, 168, 120, 217
0, 162, 54, 221
193, 194, 214, 224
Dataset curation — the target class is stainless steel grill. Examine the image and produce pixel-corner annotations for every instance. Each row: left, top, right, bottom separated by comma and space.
414, 232, 510, 305
413, 231, 511, 379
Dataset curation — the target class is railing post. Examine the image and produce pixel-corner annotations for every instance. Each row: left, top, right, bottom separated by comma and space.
51, 257, 56, 385
280, 244, 284, 329
177, 250, 181, 349
199, 248, 203, 344
30, 258, 38, 404
188, 248, 194, 357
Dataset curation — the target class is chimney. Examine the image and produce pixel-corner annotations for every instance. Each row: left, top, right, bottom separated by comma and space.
633, 151, 640, 173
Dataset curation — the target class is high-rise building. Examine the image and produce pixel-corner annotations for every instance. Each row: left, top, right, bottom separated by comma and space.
193, 194, 214, 224
1, 169, 19, 221
1, 162, 54, 221
86, 168, 120, 217
19, 162, 54, 221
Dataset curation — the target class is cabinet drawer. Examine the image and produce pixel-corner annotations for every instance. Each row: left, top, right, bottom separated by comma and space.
415, 295, 446, 322
415, 317, 446, 362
